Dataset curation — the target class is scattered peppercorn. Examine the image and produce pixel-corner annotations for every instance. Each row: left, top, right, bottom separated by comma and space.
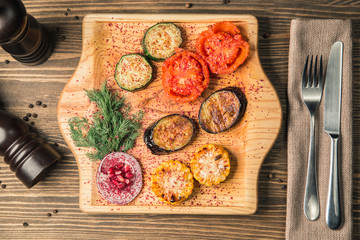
30, 121, 35, 125
4, 60, 10, 64
64, 12, 68, 16
185, 3, 192, 8
42, 104, 47, 108
28, 104, 34, 108
53, 209, 58, 214
61, 35, 66, 41
74, 16, 79, 20
36, 101, 42, 106
267, 173, 274, 179
1, 184, 6, 189
263, 33, 270, 39
23, 116, 29, 122
33, 113, 38, 118
277, 179, 283, 183
53, 142, 59, 147
223, 0, 230, 4
23, 222, 29, 227
46, 213, 52, 217
67, 8, 71, 12
26, 113, 32, 117
281, 185, 287, 189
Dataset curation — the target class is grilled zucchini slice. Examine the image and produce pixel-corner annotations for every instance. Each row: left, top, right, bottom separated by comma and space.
114, 53, 153, 91
190, 144, 230, 187
142, 23, 182, 61
151, 160, 194, 205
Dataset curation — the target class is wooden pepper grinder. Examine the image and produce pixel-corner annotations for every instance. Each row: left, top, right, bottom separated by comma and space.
0, 109, 61, 188
0, 0, 53, 65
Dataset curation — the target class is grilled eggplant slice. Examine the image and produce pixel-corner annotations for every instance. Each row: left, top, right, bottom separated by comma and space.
144, 114, 196, 155
199, 87, 247, 134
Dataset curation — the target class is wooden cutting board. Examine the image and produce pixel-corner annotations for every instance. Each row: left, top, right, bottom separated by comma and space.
57, 14, 282, 214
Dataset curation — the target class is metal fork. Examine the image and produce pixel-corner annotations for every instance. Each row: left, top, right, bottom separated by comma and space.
301, 55, 324, 221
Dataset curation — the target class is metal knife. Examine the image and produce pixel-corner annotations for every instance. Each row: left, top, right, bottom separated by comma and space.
324, 41, 343, 230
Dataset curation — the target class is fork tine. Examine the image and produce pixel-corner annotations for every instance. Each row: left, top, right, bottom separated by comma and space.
308, 55, 313, 87
302, 55, 309, 87
318, 55, 324, 88
313, 55, 318, 87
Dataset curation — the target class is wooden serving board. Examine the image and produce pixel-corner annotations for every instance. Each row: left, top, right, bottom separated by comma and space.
57, 14, 282, 215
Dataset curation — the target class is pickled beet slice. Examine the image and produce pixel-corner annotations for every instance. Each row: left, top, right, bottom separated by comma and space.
96, 152, 142, 205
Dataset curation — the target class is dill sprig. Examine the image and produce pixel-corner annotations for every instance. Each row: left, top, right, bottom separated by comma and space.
68, 83, 143, 161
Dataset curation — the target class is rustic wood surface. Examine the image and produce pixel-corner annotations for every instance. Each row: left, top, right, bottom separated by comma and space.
0, 0, 358, 239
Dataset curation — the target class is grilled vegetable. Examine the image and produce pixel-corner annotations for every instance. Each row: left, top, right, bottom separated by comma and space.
151, 160, 194, 205
196, 21, 250, 74
142, 23, 183, 61
190, 144, 230, 187
162, 48, 210, 102
144, 114, 196, 155
199, 87, 247, 133
114, 54, 153, 91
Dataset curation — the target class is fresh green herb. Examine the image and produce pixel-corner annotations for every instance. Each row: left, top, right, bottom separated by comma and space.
68, 83, 143, 161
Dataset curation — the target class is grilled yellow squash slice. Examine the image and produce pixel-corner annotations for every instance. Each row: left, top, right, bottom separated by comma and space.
190, 144, 230, 186
151, 160, 194, 205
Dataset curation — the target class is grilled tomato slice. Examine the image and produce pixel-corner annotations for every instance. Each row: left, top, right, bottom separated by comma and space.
162, 48, 209, 102
151, 160, 194, 205
190, 144, 230, 186
196, 21, 249, 74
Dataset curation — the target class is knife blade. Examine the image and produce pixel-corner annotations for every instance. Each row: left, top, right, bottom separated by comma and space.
324, 41, 343, 135
324, 41, 343, 230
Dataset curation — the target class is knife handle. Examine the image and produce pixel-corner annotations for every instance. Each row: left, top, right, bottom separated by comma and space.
326, 137, 342, 230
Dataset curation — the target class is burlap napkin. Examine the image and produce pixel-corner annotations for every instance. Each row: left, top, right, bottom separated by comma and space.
287, 19, 352, 239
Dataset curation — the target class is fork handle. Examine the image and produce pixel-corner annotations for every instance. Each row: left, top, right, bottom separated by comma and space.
304, 113, 320, 220
326, 136, 342, 230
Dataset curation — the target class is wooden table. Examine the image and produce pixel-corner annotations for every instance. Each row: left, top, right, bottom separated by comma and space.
0, 1, 358, 239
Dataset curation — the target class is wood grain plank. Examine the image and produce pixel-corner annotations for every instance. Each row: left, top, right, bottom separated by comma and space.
0, 0, 359, 239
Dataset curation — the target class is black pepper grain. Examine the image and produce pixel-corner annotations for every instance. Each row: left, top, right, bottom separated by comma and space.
30, 121, 35, 125
53, 209, 58, 214
33, 113, 38, 118
64, 12, 68, 16
185, 3, 192, 8
23, 116, 29, 122
61, 35, 66, 41
36, 101, 42, 106
26, 113, 32, 117
4, 59, 10, 64
46, 213, 52, 217
74, 16, 79, 20
67, 8, 71, 12
1, 184, 5, 189
263, 33, 270, 39
42, 104, 47, 108
28, 104, 34, 108
223, 0, 230, 4
277, 179, 283, 183
281, 185, 287, 189
23, 222, 29, 227
53, 142, 59, 147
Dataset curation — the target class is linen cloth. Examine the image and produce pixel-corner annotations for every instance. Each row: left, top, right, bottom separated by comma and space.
287, 19, 352, 240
